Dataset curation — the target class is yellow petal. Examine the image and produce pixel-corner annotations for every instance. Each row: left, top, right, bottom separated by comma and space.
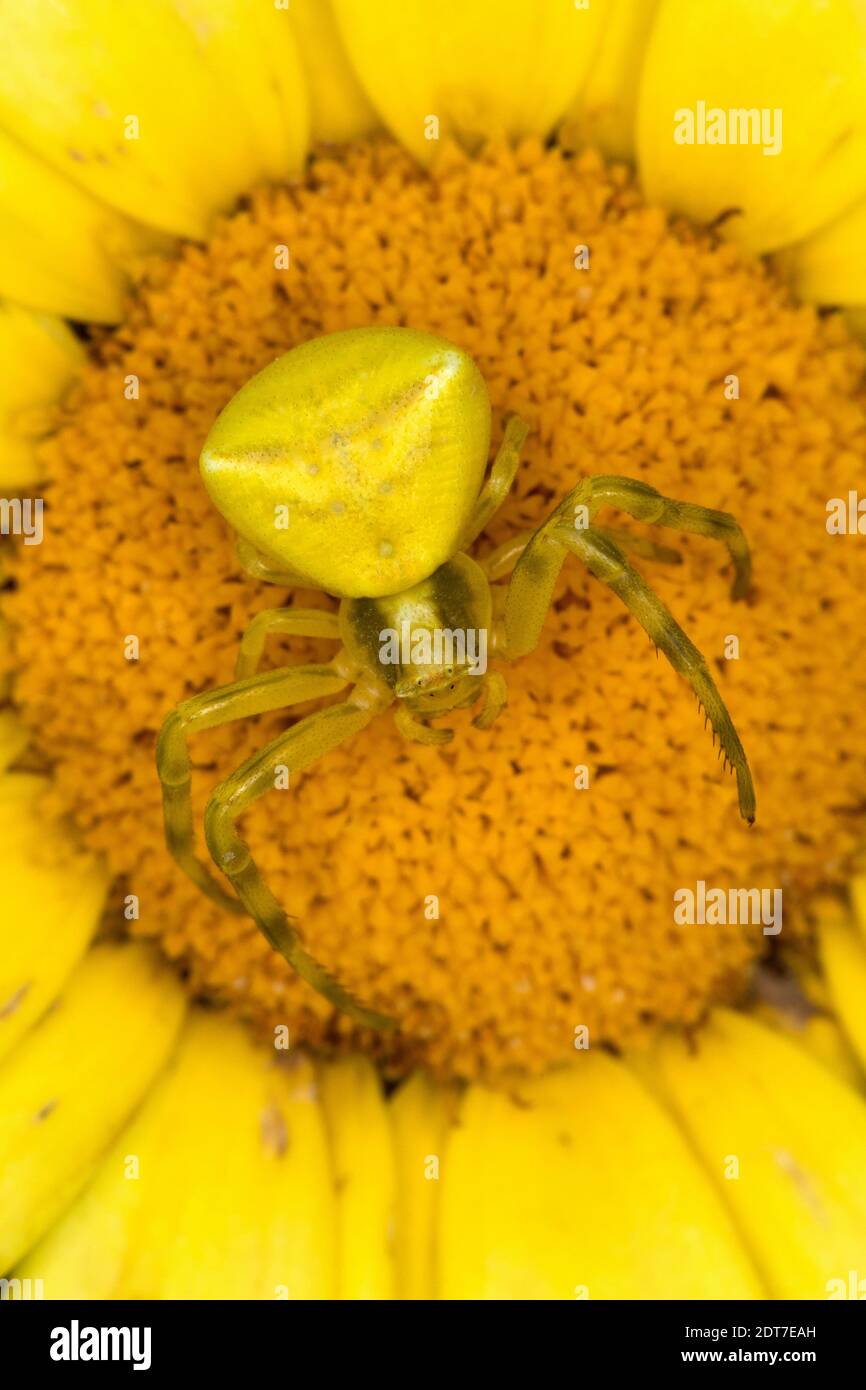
0, 128, 166, 322
564, 0, 661, 162
751, 957, 863, 1091
333, 0, 606, 163
18, 1015, 336, 1300
0, 301, 83, 489
0, 0, 310, 238
390, 1071, 450, 1300
751, 1000, 863, 1093
171, 1, 310, 179
779, 196, 866, 306
0, 774, 108, 1064
818, 901, 866, 1075
291, 0, 379, 144
14, 1132, 143, 1300
439, 1052, 761, 1299
638, 0, 866, 254
0, 940, 185, 1272
794, 1015, 864, 1092
646, 1008, 866, 1298
318, 1055, 396, 1298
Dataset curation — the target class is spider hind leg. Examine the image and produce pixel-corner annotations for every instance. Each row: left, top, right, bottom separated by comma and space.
568, 526, 755, 823
554, 475, 751, 600
502, 490, 756, 822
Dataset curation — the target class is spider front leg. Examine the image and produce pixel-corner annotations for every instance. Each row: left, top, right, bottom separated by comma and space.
236, 537, 312, 588
481, 526, 681, 581
394, 705, 453, 745
555, 475, 752, 599
472, 672, 507, 729
157, 664, 349, 911
459, 415, 529, 548
503, 518, 756, 823
203, 693, 395, 1030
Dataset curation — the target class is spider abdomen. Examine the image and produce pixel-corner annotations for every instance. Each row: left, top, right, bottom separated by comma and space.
199, 326, 491, 599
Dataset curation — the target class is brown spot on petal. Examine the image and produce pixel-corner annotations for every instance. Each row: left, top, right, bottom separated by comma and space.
0, 984, 30, 1019
260, 1101, 289, 1158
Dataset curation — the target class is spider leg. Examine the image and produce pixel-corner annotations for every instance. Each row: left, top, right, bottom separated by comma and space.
592, 527, 683, 567
553, 475, 751, 600
472, 672, 508, 730
394, 704, 454, 745
157, 664, 349, 912
480, 530, 535, 581
503, 521, 755, 823
236, 537, 315, 589
480, 524, 680, 582
235, 607, 341, 679
459, 415, 529, 548
203, 693, 394, 1030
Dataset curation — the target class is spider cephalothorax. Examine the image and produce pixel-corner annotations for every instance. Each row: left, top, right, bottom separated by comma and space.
157, 326, 755, 1029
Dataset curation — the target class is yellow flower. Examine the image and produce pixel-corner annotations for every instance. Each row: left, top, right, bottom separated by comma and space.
2, 0, 866, 1300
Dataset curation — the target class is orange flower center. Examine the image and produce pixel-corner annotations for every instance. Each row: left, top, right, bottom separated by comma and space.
5, 138, 866, 1079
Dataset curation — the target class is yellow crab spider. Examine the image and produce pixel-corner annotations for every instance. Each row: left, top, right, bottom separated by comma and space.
157, 326, 755, 1031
